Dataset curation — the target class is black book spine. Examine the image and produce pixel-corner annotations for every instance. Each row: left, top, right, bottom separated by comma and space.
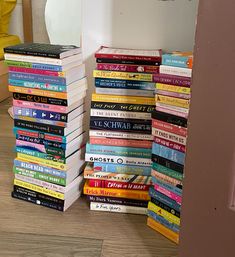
4, 49, 60, 58
14, 119, 65, 136
151, 154, 184, 174
96, 58, 161, 66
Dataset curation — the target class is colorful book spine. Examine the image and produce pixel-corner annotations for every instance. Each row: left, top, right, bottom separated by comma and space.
154, 137, 186, 153
151, 169, 182, 188
155, 94, 190, 109
152, 162, 183, 180
156, 106, 188, 119
162, 53, 193, 69
152, 176, 182, 196
154, 184, 182, 205
156, 89, 190, 100
156, 83, 191, 94
160, 65, 192, 78
153, 73, 191, 87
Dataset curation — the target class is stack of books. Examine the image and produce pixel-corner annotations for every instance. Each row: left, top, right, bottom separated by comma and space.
4, 43, 88, 211
84, 46, 162, 214
147, 52, 193, 243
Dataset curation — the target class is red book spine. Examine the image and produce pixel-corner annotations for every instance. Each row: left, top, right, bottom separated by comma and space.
152, 119, 187, 137
88, 179, 150, 191
154, 137, 186, 153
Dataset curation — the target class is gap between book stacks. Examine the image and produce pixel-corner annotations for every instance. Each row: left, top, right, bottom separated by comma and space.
3, 43, 193, 244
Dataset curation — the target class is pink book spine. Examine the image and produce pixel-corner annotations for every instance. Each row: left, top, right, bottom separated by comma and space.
154, 137, 186, 153
13, 99, 67, 113
156, 106, 188, 119
9, 66, 61, 77
154, 184, 182, 205
97, 63, 159, 73
156, 89, 191, 100
16, 139, 46, 153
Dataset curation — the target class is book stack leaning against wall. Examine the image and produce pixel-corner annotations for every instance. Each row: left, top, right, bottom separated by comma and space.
147, 52, 193, 243
83, 46, 162, 214
4, 43, 88, 211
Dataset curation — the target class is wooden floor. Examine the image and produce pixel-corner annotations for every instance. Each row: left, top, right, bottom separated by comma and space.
0, 98, 178, 257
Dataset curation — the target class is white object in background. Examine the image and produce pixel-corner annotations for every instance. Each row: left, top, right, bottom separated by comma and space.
44, 0, 82, 46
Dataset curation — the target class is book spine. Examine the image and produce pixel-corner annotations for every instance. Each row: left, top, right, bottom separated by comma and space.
17, 153, 67, 170
85, 153, 152, 167
153, 74, 191, 86
96, 58, 161, 66
12, 191, 64, 211
15, 174, 66, 193
156, 83, 191, 94
152, 119, 187, 137
88, 180, 150, 191
4, 48, 63, 58
92, 93, 155, 105
13, 107, 69, 122
9, 79, 67, 92
8, 66, 64, 77
84, 183, 150, 201
160, 65, 192, 78
90, 137, 152, 149
13, 99, 69, 113
95, 78, 155, 90
156, 94, 190, 109
149, 187, 181, 212
9, 86, 67, 99
84, 171, 151, 184
152, 154, 184, 174
93, 70, 153, 82
90, 109, 151, 120
152, 163, 183, 181
13, 92, 68, 106
156, 106, 188, 119
95, 87, 155, 97
162, 55, 193, 69
156, 89, 190, 100
152, 143, 185, 165
156, 102, 189, 114
152, 127, 187, 146
147, 217, 179, 244
90, 117, 152, 134
14, 119, 65, 136
152, 176, 182, 196
97, 63, 159, 73
151, 169, 182, 188
147, 210, 179, 233
90, 202, 147, 215
89, 130, 153, 141
14, 127, 66, 143
154, 184, 182, 205
9, 72, 66, 85
14, 179, 65, 199
91, 101, 155, 113
93, 162, 151, 176
5, 60, 63, 71
14, 166, 66, 186
86, 143, 152, 159
14, 159, 67, 178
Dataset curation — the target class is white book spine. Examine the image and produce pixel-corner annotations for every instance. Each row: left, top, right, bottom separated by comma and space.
89, 130, 153, 141
85, 153, 152, 166
156, 102, 189, 114
160, 65, 192, 78
90, 202, 147, 215
90, 109, 151, 120
95, 88, 155, 97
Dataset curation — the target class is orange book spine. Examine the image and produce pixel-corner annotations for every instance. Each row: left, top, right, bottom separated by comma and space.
83, 181, 150, 200
89, 137, 152, 148
8, 85, 67, 99
147, 217, 179, 244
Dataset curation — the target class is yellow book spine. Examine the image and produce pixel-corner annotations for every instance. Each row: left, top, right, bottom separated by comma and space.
17, 153, 67, 171
92, 93, 155, 105
156, 83, 191, 94
83, 181, 150, 200
148, 201, 180, 226
14, 179, 64, 200
8, 85, 67, 99
93, 70, 153, 82
147, 217, 179, 244
155, 94, 190, 109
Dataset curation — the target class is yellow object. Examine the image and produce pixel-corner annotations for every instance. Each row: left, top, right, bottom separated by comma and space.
155, 94, 190, 109
156, 83, 191, 95
0, 34, 20, 58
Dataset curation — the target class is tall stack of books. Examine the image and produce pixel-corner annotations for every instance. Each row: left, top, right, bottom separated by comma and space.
4, 43, 87, 211
84, 46, 162, 214
147, 52, 193, 243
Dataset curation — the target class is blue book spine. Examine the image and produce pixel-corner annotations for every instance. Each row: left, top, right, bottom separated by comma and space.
149, 187, 181, 212
13, 127, 67, 143
95, 78, 155, 90
152, 176, 182, 196
9, 79, 67, 92
162, 54, 192, 68
93, 162, 151, 176
86, 143, 152, 159
31, 63, 63, 71
147, 210, 180, 233
14, 107, 68, 122
9, 72, 66, 85
152, 143, 185, 165
14, 159, 66, 178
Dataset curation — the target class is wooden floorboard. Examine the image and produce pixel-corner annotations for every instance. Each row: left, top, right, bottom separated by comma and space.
0, 97, 178, 257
